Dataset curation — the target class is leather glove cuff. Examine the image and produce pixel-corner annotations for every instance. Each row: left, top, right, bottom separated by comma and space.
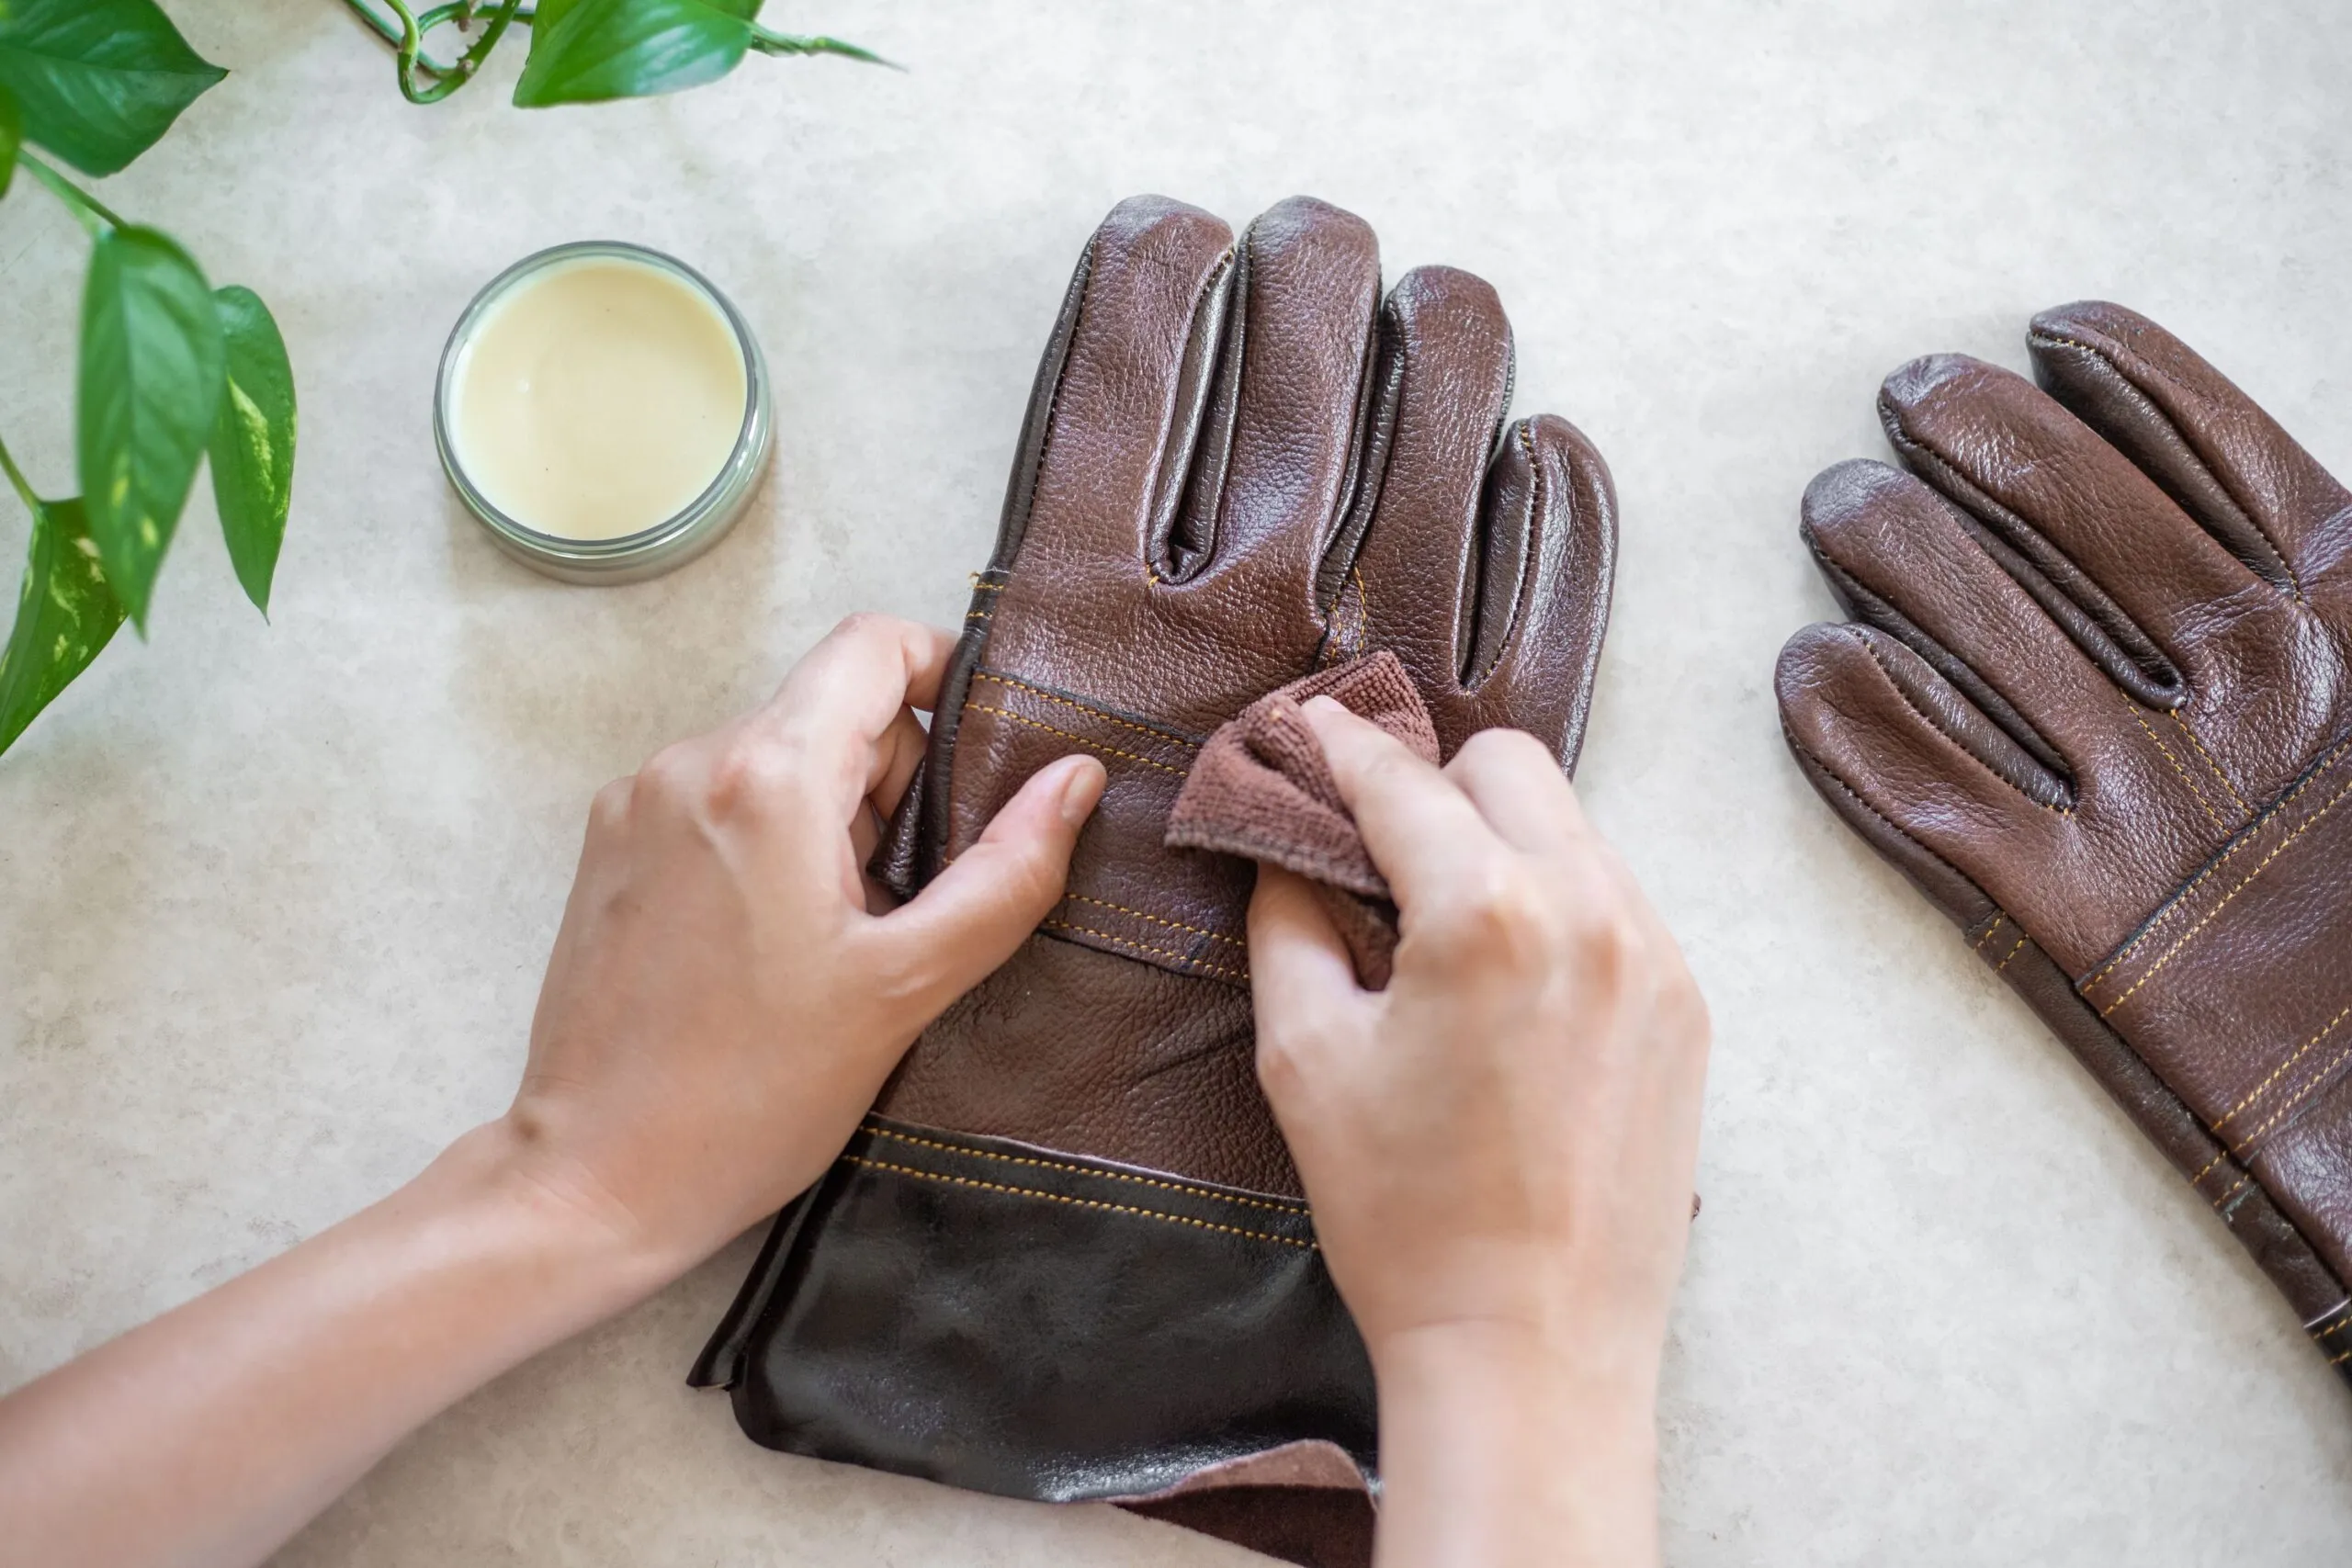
689, 1117, 1376, 1513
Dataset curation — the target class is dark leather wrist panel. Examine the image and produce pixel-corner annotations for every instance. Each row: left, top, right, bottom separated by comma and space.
693, 1118, 1375, 1501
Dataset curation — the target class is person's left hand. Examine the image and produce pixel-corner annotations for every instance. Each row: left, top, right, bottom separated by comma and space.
499, 612, 1106, 1274
0, 613, 1105, 1568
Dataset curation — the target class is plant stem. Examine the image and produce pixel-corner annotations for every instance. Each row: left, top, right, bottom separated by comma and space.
0, 433, 40, 516
18, 153, 122, 237
339, 0, 412, 53
405, 0, 528, 105
340, 0, 535, 99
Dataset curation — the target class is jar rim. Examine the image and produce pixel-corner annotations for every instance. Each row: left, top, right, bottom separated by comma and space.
433, 240, 772, 581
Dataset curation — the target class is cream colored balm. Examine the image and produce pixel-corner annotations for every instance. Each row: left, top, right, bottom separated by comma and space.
448, 256, 750, 540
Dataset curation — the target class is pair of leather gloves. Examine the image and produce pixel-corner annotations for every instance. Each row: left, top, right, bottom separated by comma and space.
693, 193, 2352, 1565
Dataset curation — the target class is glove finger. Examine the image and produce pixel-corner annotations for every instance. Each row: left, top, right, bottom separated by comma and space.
2030, 301, 2351, 595
1428, 412, 1617, 767
1158, 197, 1381, 639
995, 195, 1238, 581
1878, 354, 2263, 707
1775, 621, 2077, 926
1802, 457, 2116, 801
1327, 265, 1514, 745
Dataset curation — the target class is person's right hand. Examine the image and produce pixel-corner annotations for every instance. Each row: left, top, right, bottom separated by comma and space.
1249, 695, 1710, 1568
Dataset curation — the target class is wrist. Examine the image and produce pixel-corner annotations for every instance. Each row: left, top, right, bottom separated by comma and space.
1369, 1318, 1659, 1568
1372, 1315, 1658, 1441
1355, 1243, 1670, 1418
423, 1120, 685, 1316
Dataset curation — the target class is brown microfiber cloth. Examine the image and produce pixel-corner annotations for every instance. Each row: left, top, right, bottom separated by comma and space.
1166, 650, 1438, 988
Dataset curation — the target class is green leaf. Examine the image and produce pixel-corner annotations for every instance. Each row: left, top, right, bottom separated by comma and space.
525, 0, 586, 35
0, 494, 127, 758
0, 82, 20, 199
514, 0, 763, 107
76, 224, 222, 631
747, 25, 894, 68
0, 0, 226, 177
205, 285, 295, 615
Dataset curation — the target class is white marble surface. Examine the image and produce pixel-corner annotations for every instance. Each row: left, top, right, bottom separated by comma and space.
5, 1, 2351, 1561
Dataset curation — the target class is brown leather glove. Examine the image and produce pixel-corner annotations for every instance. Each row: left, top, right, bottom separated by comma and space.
692, 193, 1617, 1565
1777, 300, 2352, 1384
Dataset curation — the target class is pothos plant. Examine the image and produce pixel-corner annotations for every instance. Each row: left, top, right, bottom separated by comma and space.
0, 0, 879, 760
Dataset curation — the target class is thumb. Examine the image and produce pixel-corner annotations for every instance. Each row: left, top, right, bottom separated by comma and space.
869, 753, 1106, 1021
1248, 865, 1375, 1132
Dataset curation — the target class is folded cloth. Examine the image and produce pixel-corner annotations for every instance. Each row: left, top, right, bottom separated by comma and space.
1166, 650, 1438, 987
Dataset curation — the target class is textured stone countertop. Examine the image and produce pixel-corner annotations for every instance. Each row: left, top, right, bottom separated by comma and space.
5, 2, 2351, 1562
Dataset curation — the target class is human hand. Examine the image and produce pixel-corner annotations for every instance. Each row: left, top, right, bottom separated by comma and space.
0, 615, 1105, 1568
498, 612, 1106, 1278
1249, 697, 1708, 1566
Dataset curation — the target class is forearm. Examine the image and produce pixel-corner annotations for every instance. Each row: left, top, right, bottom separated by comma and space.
1371, 1322, 1661, 1568
0, 1121, 666, 1568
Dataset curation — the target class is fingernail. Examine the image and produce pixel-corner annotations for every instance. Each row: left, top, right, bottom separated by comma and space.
1299, 694, 1354, 738
1298, 695, 1354, 728
1057, 756, 1107, 828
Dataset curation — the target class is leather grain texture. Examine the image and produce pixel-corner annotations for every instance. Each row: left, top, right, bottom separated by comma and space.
1777, 300, 2352, 1386
697, 192, 1620, 1562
